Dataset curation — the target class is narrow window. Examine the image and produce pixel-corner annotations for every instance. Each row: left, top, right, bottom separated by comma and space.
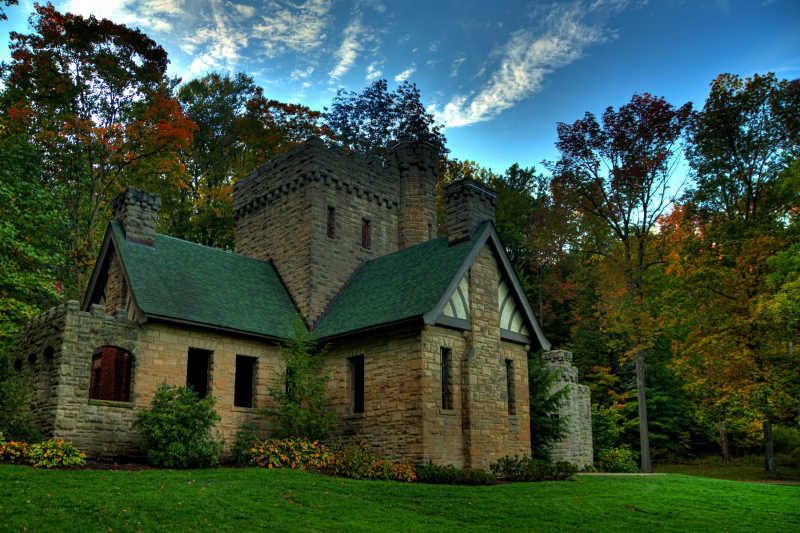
428, 223, 433, 239
348, 355, 365, 414
441, 347, 452, 409
361, 219, 371, 249
505, 359, 516, 415
327, 206, 336, 238
187, 348, 212, 399
234, 355, 256, 408
285, 367, 295, 399
89, 346, 133, 402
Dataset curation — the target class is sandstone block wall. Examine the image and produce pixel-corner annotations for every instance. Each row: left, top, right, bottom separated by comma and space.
324, 325, 425, 463
543, 349, 593, 468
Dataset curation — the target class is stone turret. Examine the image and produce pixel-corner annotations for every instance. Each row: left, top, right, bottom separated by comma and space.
542, 349, 593, 468
111, 188, 161, 246
387, 139, 439, 249
444, 178, 496, 244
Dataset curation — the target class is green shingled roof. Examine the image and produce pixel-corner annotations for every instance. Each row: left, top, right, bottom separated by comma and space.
312, 226, 484, 339
111, 221, 299, 339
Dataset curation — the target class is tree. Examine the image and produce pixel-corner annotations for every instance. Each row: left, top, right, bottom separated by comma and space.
172, 72, 326, 248
0, 0, 18, 21
528, 356, 568, 460
323, 79, 446, 156
674, 73, 800, 476
1, 3, 195, 296
265, 319, 335, 441
550, 93, 693, 472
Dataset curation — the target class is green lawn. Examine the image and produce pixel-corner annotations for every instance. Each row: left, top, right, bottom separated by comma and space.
1, 466, 798, 532
656, 456, 800, 483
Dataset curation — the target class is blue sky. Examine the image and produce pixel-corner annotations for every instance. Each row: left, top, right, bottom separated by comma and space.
2, 0, 799, 173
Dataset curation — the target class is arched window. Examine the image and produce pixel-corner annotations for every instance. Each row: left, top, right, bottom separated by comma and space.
89, 346, 133, 402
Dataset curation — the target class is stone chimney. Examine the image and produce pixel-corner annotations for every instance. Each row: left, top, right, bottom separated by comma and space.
387, 138, 439, 249
111, 188, 161, 246
444, 178, 496, 244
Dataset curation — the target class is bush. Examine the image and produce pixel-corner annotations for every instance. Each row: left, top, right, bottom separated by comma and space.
597, 445, 639, 473
529, 357, 569, 461
415, 462, 496, 485
250, 438, 331, 470
321, 443, 416, 482
231, 423, 262, 466
774, 425, 800, 454
490, 455, 578, 481
0, 376, 42, 443
265, 320, 336, 441
0, 440, 28, 464
133, 384, 221, 468
24, 438, 86, 468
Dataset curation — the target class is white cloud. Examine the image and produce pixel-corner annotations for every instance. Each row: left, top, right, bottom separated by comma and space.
429, 40, 440, 53
232, 3, 256, 17
329, 18, 377, 80
394, 64, 416, 83
441, 2, 619, 128
291, 65, 315, 80
253, 0, 334, 57
450, 57, 465, 78
365, 61, 383, 80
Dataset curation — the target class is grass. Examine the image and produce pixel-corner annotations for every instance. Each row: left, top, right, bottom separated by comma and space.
655, 455, 800, 483
1, 466, 799, 532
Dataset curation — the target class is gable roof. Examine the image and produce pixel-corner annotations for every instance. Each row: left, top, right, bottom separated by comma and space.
313, 222, 551, 350
84, 222, 300, 340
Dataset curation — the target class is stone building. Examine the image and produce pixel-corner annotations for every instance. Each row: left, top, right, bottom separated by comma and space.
15, 138, 592, 468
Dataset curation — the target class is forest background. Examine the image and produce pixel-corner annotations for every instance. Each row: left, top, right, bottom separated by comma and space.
1, 2, 798, 476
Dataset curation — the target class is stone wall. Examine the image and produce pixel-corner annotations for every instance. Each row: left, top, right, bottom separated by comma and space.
543, 349, 593, 468
324, 325, 425, 463
16, 301, 283, 460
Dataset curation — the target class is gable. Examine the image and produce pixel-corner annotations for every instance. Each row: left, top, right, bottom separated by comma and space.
84, 222, 300, 340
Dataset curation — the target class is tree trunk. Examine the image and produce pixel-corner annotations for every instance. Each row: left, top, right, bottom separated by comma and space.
718, 420, 730, 465
764, 418, 777, 478
635, 350, 652, 473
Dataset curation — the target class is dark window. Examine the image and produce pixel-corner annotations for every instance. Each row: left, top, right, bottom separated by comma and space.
428, 223, 433, 239
234, 355, 256, 408
89, 346, 133, 402
285, 367, 295, 399
505, 359, 516, 415
327, 206, 336, 238
441, 347, 452, 409
361, 219, 371, 249
187, 348, 212, 398
349, 355, 365, 414
28, 353, 37, 365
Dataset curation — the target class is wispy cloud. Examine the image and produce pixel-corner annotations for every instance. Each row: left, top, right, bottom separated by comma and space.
441, 1, 621, 127
394, 64, 416, 83
329, 17, 377, 80
291, 65, 315, 80
450, 57, 466, 78
254, 0, 334, 58
366, 61, 383, 80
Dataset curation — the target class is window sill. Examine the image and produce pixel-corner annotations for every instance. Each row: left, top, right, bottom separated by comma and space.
343, 412, 365, 420
439, 408, 457, 416
232, 406, 256, 412
88, 399, 134, 409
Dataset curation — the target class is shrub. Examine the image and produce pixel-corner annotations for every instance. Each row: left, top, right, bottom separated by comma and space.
133, 384, 221, 468
529, 357, 569, 461
231, 423, 262, 466
24, 439, 86, 468
250, 438, 331, 470
264, 319, 336, 441
415, 462, 496, 485
490, 455, 578, 482
774, 425, 800, 454
597, 445, 639, 473
0, 440, 28, 464
0, 376, 42, 443
321, 442, 416, 482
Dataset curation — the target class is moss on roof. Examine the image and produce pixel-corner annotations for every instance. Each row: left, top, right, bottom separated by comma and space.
111, 222, 299, 339
312, 226, 484, 339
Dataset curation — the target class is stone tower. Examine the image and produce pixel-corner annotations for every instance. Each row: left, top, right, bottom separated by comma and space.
543, 349, 593, 468
232, 137, 438, 325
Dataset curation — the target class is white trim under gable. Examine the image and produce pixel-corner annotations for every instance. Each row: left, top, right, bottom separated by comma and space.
423, 223, 551, 350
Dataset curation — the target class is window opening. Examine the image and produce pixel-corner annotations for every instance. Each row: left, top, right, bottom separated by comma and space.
327, 206, 336, 238
234, 355, 256, 408
89, 346, 132, 402
441, 347, 453, 409
349, 355, 365, 414
505, 359, 516, 415
187, 348, 212, 399
361, 219, 371, 249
